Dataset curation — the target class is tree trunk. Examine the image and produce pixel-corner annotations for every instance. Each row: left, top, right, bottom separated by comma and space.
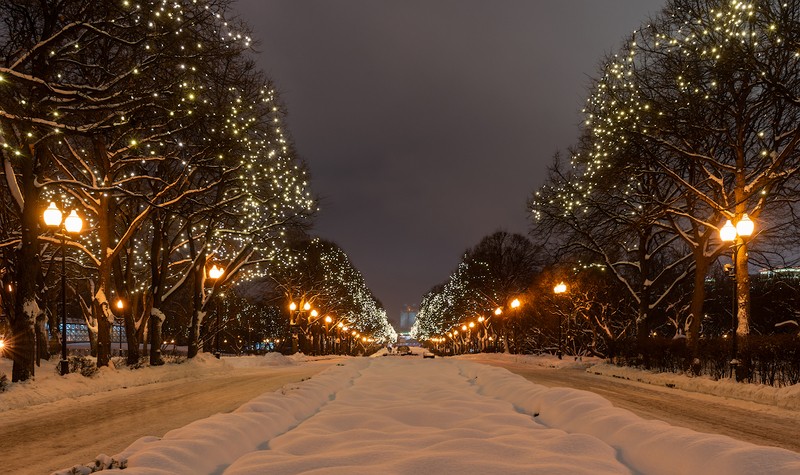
686, 255, 710, 373
11, 148, 43, 381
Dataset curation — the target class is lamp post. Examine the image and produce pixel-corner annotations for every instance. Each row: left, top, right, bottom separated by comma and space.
208, 264, 224, 358
115, 298, 125, 354
43, 202, 83, 376
553, 282, 567, 360
719, 214, 754, 379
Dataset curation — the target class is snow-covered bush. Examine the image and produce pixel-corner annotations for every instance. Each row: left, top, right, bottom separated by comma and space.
65, 356, 100, 378
0, 372, 8, 392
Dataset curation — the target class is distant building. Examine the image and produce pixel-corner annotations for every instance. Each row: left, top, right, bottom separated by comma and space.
399, 305, 418, 331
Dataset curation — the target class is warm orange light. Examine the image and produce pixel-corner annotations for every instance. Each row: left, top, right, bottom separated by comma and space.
289, 302, 297, 311
469, 322, 475, 328
325, 315, 332, 323
303, 302, 311, 311
720, 220, 736, 242
208, 264, 224, 280
115, 299, 124, 310
43, 202, 63, 227
736, 214, 754, 237
554, 282, 567, 294
478, 316, 484, 322
461, 325, 467, 331
64, 210, 83, 233
310, 309, 318, 318
510, 298, 521, 309
494, 307, 502, 316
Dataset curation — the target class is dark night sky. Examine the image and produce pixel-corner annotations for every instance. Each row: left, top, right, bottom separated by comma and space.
231, 0, 666, 325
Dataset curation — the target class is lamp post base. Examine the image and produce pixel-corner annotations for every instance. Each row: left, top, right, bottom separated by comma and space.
59, 359, 69, 376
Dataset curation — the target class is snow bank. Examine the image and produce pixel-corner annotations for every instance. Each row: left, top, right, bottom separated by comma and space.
57, 358, 800, 475
589, 362, 800, 410
460, 362, 800, 475
0, 353, 306, 412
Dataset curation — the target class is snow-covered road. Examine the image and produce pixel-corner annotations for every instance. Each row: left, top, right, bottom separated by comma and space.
58, 357, 800, 475
2, 360, 337, 474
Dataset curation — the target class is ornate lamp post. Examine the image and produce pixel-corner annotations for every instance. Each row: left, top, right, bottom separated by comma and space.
553, 282, 567, 359
208, 264, 224, 358
719, 214, 754, 378
43, 202, 83, 376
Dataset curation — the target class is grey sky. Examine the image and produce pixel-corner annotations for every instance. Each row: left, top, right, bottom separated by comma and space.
232, 0, 666, 324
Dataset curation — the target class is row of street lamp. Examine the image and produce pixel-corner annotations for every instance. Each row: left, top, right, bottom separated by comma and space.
288, 300, 370, 355
32, 201, 755, 376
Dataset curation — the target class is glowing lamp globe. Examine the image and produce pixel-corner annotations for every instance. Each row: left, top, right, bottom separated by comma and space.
736, 214, 754, 237
720, 220, 737, 242
43, 202, 63, 227
64, 210, 83, 233
208, 264, 224, 280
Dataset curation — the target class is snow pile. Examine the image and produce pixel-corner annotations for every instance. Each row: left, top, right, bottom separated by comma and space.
589, 362, 800, 410
0, 352, 303, 412
460, 361, 800, 475
57, 358, 800, 475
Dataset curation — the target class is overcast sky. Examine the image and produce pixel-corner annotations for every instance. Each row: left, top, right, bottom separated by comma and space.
231, 0, 666, 325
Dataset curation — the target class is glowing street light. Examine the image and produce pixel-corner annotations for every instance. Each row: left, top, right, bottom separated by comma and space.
43, 202, 83, 376
208, 264, 224, 358
720, 213, 755, 378
553, 282, 568, 359
208, 264, 225, 280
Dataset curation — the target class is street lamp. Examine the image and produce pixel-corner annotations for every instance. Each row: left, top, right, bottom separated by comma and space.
719, 213, 754, 378
553, 282, 567, 360
208, 264, 224, 358
43, 202, 83, 376
115, 298, 125, 354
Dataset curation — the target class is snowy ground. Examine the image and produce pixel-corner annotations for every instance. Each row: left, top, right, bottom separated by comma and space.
24, 350, 796, 475
0, 352, 313, 412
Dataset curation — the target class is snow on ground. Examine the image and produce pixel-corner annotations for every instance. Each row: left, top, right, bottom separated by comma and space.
0, 352, 307, 412
52, 356, 800, 475
460, 352, 800, 410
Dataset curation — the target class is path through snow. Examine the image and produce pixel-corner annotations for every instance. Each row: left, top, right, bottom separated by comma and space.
60, 357, 800, 475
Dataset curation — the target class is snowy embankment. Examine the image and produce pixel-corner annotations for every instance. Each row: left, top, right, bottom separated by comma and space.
588, 362, 800, 410
56, 357, 800, 475
458, 352, 800, 411
0, 352, 306, 412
